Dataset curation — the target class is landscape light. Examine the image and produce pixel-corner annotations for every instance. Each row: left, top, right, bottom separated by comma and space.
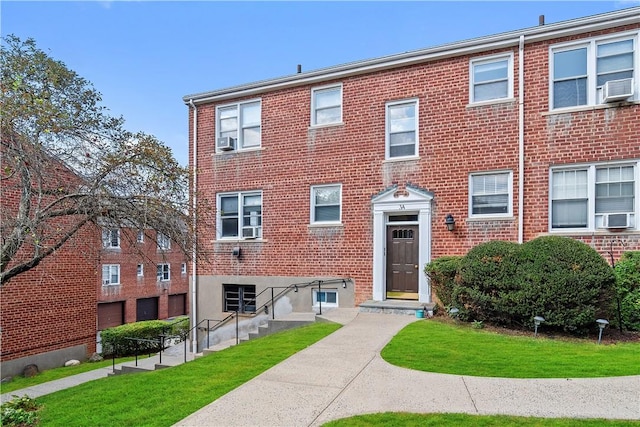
533, 316, 545, 337
596, 319, 609, 344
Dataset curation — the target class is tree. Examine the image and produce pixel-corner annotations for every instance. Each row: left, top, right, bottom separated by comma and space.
0, 35, 194, 285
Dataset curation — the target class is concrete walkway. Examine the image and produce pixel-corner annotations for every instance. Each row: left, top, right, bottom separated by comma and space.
175, 310, 640, 426
2, 310, 639, 425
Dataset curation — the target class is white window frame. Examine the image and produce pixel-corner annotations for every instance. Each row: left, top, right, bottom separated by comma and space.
136, 230, 144, 243
549, 160, 639, 232
181, 263, 187, 275
385, 98, 419, 160
157, 263, 170, 282
310, 184, 342, 225
312, 289, 338, 308
137, 264, 144, 277
549, 31, 639, 111
216, 99, 262, 152
157, 232, 171, 250
469, 53, 514, 104
102, 228, 120, 248
102, 264, 120, 286
217, 191, 263, 240
311, 84, 343, 127
469, 171, 513, 218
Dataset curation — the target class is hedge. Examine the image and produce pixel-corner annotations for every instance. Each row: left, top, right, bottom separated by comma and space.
100, 316, 189, 357
614, 251, 640, 331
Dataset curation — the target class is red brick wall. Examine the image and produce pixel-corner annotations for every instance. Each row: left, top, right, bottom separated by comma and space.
0, 221, 98, 362
98, 228, 189, 326
190, 22, 640, 304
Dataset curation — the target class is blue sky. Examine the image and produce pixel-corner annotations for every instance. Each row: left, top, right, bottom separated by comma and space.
2, 1, 637, 166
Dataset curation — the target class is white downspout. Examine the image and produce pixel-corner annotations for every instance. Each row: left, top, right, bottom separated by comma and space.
518, 35, 525, 244
189, 99, 198, 354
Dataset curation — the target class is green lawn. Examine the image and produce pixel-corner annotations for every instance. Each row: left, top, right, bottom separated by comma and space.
34, 322, 340, 426
322, 412, 640, 426
381, 319, 640, 378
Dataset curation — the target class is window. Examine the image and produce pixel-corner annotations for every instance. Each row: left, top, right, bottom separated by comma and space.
469, 171, 513, 217
102, 265, 120, 285
102, 228, 120, 248
157, 263, 170, 281
137, 264, 144, 277
386, 99, 418, 159
470, 54, 513, 103
157, 233, 170, 250
216, 99, 261, 151
218, 191, 262, 239
550, 162, 637, 231
311, 184, 342, 224
136, 230, 144, 243
551, 33, 637, 109
181, 263, 187, 275
311, 84, 342, 126
313, 289, 338, 307
223, 284, 256, 313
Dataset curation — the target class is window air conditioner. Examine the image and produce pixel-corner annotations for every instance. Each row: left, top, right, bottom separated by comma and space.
102, 280, 110, 285
602, 213, 631, 229
602, 78, 634, 103
217, 136, 235, 151
242, 227, 259, 239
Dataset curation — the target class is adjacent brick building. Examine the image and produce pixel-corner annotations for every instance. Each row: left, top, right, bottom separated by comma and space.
185, 8, 639, 322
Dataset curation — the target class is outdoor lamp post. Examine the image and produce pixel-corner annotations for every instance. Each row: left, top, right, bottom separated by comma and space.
533, 316, 545, 337
596, 319, 609, 344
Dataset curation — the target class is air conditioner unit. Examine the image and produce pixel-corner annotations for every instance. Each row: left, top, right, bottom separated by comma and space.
602, 213, 631, 229
242, 226, 259, 239
602, 78, 633, 103
102, 280, 110, 285
217, 136, 235, 151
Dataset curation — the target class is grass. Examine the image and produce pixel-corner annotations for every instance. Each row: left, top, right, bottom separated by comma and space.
381, 319, 640, 378
322, 412, 640, 426
34, 322, 340, 426
0, 356, 139, 394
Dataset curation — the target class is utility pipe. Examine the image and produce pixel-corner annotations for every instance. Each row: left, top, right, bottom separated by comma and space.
518, 35, 525, 244
189, 98, 198, 354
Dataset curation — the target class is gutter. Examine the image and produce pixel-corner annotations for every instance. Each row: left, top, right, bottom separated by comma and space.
518, 35, 525, 244
189, 99, 198, 354
183, 8, 639, 104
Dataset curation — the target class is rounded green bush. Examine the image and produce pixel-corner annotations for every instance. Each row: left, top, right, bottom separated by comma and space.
614, 251, 640, 331
424, 255, 462, 309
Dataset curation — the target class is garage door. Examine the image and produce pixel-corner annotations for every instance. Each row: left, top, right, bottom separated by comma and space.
136, 297, 158, 321
168, 294, 186, 317
98, 302, 124, 330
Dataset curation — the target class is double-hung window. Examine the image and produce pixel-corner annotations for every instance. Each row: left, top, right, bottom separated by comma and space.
137, 264, 144, 277
469, 171, 513, 217
216, 99, 261, 152
386, 99, 418, 159
102, 265, 120, 286
218, 191, 262, 239
550, 162, 638, 231
551, 33, 637, 109
157, 233, 170, 250
470, 54, 513, 103
157, 263, 170, 281
311, 84, 342, 126
102, 228, 120, 248
311, 184, 342, 224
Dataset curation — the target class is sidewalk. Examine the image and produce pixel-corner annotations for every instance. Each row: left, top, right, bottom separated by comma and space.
175, 311, 640, 426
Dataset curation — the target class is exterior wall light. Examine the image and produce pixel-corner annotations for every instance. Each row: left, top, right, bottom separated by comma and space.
445, 214, 456, 231
596, 319, 609, 344
533, 316, 545, 336
232, 247, 241, 257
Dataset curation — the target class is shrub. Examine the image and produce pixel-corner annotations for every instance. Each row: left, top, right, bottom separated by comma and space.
452, 236, 616, 334
1, 395, 41, 427
101, 316, 189, 357
614, 251, 640, 331
424, 255, 462, 309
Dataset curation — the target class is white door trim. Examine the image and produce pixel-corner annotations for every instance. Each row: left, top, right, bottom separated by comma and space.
371, 185, 433, 303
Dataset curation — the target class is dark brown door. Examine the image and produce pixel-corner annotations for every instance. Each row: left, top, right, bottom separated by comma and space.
168, 294, 186, 317
98, 302, 124, 330
386, 225, 419, 296
136, 297, 159, 321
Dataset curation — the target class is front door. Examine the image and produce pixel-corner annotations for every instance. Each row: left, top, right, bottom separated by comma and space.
386, 225, 419, 299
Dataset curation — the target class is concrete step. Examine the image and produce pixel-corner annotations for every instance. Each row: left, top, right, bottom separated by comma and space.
359, 300, 436, 317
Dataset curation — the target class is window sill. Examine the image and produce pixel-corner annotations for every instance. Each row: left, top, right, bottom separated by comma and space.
547, 229, 640, 236
214, 147, 264, 156
543, 100, 640, 116
466, 97, 516, 108
308, 222, 343, 228
309, 122, 344, 130
213, 238, 267, 243
467, 215, 515, 222
383, 156, 420, 164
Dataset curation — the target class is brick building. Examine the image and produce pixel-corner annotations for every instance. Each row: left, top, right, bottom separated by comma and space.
97, 227, 190, 334
183, 8, 639, 322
